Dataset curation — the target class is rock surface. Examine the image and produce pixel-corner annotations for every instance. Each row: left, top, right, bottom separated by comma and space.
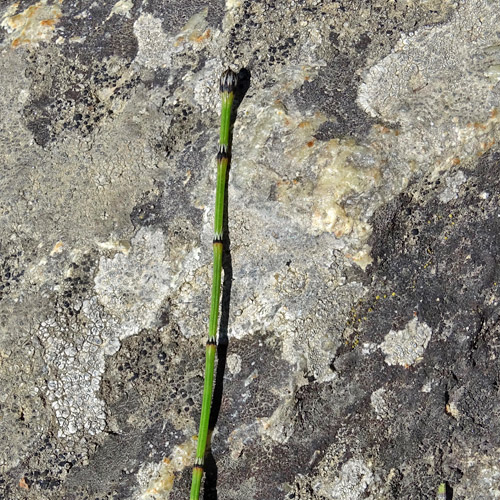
1, 0, 499, 499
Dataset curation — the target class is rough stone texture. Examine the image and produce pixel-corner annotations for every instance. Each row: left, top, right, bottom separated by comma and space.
0, 0, 499, 499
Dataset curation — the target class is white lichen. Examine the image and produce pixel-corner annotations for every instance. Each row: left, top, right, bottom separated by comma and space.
438, 170, 467, 203
94, 227, 172, 337
357, 0, 500, 179
38, 227, 179, 440
38, 299, 119, 439
370, 387, 392, 420
315, 458, 374, 499
379, 317, 432, 367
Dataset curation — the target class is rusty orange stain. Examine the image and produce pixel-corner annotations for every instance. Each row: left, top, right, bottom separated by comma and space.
9, 4, 42, 29
452, 157, 461, 165
50, 241, 64, 255
480, 140, 495, 152
191, 28, 211, 43
491, 108, 498, 119
374, 123, 399, 135
6, 0, 62, 48
174, 35, 185, 47
298, 121, 310, 128
307, 140, 315, 147
19, 478, 29, 490
40, 18, 58, 27
276, 179, 295, 188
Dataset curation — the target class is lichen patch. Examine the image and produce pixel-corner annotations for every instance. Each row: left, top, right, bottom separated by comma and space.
94, 227, 171, 338
379, 317, 433, 367
1, 0, 62, 48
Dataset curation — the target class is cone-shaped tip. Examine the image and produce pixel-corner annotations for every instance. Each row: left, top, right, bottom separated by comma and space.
220, 68, 238, 93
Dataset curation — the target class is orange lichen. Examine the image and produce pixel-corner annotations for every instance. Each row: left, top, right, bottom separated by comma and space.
173, 35, 185, 46
473, 122, 487, 130
2, 0, 62, 48
174, 8, 209, 47
374, 123, 400, 136
483, 140, 495, 151
191, 28, 211, 43
19, 478, 29, 490
40, 18, 57, 27
50, 241, 64, 255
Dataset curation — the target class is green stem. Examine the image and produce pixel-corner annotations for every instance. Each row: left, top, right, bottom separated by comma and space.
436, 482, 446, 499
190, 68, 237, 500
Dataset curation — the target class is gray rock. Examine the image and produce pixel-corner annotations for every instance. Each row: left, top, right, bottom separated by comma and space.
0, 0, 499, 499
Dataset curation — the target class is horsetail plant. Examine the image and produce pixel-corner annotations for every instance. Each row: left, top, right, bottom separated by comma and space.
436, 482, 446, 499
190, 68, 238, 500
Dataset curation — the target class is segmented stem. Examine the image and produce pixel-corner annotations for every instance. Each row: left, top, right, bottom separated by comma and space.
190, 69, 237, 500
436, 482, 446, 500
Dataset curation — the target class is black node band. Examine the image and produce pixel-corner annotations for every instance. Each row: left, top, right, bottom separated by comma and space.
217, 148, 228, 162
